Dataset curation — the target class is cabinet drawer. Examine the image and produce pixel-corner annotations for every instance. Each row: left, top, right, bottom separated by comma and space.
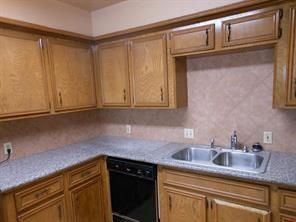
279, 190, 296, 213
170, 24, 215, 55
68, 160, 100, 188
280, 214, 296, 222
15, 176, 64, 212
161, 169, 269, 206
222, 9, 281, 47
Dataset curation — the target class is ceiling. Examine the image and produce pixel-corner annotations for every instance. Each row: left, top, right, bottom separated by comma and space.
57, 0, 126, 11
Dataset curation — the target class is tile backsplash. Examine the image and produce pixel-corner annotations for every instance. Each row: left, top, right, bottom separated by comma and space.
0, 111, 102, 160
0, 48, 296, 161
98, 48, 296, 153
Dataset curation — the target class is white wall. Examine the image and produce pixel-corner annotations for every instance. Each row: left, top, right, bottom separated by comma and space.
0, 0, 246, 36
91, 0, 245, 36
0, 0, 92, 36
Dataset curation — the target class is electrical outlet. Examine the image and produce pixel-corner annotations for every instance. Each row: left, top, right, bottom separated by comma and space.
184, 128, 194, 139
3, 142, 13, 155
126, 125, 131, 134
263, 131, 273, 144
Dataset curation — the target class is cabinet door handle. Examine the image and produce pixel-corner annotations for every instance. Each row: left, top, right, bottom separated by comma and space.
38, 39, 43, 49
294, 78, 296, 98
57, 204, 63, 221
58, 92, 63, 107
168, 195, 172, 211
227, 24, 232, 42
123, 89, 127, 102
160, 87, 164, 102
75, 196, 80, 210
257, 218, 261, 222
205, 29, 209, 46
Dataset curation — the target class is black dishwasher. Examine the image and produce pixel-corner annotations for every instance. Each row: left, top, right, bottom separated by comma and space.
107, 157, 158, 222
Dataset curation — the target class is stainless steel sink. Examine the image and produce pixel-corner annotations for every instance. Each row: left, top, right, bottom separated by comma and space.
212, 151, 269, 173
172, 147, 218, 163
171, 146, 270, 174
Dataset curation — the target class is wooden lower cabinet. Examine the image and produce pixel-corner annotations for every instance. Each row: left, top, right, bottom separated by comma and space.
69, 177, 104, 222
162, 186, 206, 222
211, 199, 270, 222
18, 196, 66, 222
0, 158, 108, 222
159, 167, 272, 222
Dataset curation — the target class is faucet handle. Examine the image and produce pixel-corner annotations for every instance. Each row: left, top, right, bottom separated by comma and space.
210, 138, 215, 148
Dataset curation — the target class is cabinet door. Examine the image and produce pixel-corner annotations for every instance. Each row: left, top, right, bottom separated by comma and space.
0, 30, 50, 118
222, 10, 281, 47
129, 34, 168, 107
161, 186, 207, 222
69, 177, 104, 222
48, 39, 96, 111
98, 41, 130, 107
171, 24, 215, 55
212, 199, 270, 222
18, 196, 66, 222
287, 6, 296, 106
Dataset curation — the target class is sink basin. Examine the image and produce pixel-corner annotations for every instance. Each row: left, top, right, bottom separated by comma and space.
172, 147, 218, 163
171, 145, 270, 174
213, 152, 264, 171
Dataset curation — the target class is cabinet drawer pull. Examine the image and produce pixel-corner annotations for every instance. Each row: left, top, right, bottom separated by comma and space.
35, 188, 49, 199
57, 204, 63, 220
123, 89, 127, 101
160, 87, 164, 102
227, 24, 232, 42
58, 92, 63, 107
81, 171, 91, 178
205, 29, 209, 46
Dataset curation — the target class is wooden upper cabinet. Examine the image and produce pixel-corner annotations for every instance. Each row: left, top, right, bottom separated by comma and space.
98, 41, 131, 107
170, 24, 215, 55
18, 197, 66, 222
129, 33, 169, 107
162, 186, 207, 222
287, 6, 296, 106
212, 199, 270, 222
69, 177, 104, 222
222, 9, 281, 47
47, 39, 96, 111
0, 30, 50, 118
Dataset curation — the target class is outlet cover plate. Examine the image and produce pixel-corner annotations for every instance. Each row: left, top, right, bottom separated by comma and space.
3, 142, 13, 155
263, 131, 273, 144
184, 128, 194, 139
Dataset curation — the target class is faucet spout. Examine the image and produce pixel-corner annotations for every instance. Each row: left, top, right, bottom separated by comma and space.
230, 130, 238, 150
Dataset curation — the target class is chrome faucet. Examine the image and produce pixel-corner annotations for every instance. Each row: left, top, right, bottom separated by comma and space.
230, 131, 238, 150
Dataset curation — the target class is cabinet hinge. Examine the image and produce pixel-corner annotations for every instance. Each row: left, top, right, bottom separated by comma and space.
206, 200, 209, 209
279, 9, 284, 20
278, 28, 283, 39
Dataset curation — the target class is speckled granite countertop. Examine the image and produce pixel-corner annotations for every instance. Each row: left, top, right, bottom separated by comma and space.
0, 136, 296, 193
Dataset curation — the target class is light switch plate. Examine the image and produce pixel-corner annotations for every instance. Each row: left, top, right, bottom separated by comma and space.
263, 131, 273, 144
126, 125, 131, 134
184, 128, 194, 139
